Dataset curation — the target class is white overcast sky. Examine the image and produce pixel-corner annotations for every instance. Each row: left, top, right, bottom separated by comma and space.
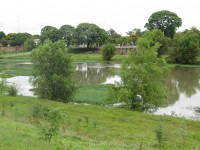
1, 0, 199, 35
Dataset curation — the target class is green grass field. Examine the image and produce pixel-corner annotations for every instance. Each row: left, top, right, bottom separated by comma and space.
0, 95, 200, 150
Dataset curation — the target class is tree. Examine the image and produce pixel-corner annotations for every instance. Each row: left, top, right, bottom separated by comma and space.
170, 28, 200, 64
75, 23, 108, 48
9, 33, 32, 46
145, 10, 182, 38
126, 28, 143, 37
102, 43, 116, 61
23, 38, 36, 51
107, 28, 121, 44
113, 37, 168, 111
126, 28, 143, 46
142, 30, 171, 56
59, 25, 75, 47
31, 40, 76, 102
0, 31, 5, 41
1, 38, 8, 47
40, 26, 61, 44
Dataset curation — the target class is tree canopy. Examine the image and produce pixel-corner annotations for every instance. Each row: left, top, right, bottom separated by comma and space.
9, 33, 32, 46
113, 36, 168, 111
74, 23, 108, 48
142, 29, 171, 56
107, 28, 121, 44
170, 28, 200, 64
59, 25, 75, 47
145, 10, 182, 38
31, 40, 76, 102
40, 26, 61, 44
0, 31, 5, 41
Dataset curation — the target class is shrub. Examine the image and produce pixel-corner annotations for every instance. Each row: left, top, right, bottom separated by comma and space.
113, 37, 168, 111
155, 125, 165, 147
102, 43, 116, 61
31, 40, 76, 102
0, 78, 8, 94
31, 104, 63, 143
170, 28, 200, 64
23, 38, 36, 51
8, 85, 18, 96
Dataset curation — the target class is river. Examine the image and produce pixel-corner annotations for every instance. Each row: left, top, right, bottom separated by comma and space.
5, 62, 200, 120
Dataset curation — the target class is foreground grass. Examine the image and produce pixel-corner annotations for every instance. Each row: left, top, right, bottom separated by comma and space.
0, 95, 200, 150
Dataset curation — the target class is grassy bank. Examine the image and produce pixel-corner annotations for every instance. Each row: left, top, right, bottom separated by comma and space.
71, 53, 128, 63
74, 84, 112, 104
0, 95, 200, 150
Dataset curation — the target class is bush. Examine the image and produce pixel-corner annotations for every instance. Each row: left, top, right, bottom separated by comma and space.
170, 28, 200, 64
31, 40, 76, 102
0, 79, 8, 94
23, 38, 36, 51
102, 43, 116, 61
113, 37, 168, 111
8, 85, 18, 96
31, 104, 63, 143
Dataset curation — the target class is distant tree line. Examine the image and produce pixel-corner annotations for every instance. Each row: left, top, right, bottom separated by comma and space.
1, 10, 200, 65
0, 23, 143, 50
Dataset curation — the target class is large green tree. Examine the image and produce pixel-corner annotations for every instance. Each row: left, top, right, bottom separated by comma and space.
170, 28, 200, 64
31, 40, 76, 102
59, 25, 75, 47
0, 31, 5, 41
126, 28, 143, 46
145, 10, 182, 38
75, 23, 108, 48
0, 31, 8, 47
23, 38, 36, 51
113, 37, 168, 111
107, 28, 121, 44
9, 33, 32, 46
40, 26, 61, 44
142, 29, 171, 56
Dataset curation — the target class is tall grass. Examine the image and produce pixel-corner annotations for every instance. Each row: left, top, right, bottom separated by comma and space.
0, 95, 200, 150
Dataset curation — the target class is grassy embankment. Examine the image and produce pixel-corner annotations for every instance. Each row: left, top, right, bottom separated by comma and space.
0, 95, 200, 150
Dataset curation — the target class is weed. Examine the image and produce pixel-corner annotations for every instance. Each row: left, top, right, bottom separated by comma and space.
93, 121, 97, 128
56, 140, 72, 150
76, 118, 82, 125
0, 78, 8, 94
31, 104, 63, 143
180, 128, 187, 145
155, 125, 164, 147
8, 84, 18, 96
139, 143, 143, 150
1, 103, 5, 116
84, 116, 89, 126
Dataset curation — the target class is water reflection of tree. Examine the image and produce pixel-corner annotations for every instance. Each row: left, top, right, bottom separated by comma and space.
163, 75, 180, 106
164, 67, 200, 106
76, 63, 120, 84
172, 67, 200, 97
